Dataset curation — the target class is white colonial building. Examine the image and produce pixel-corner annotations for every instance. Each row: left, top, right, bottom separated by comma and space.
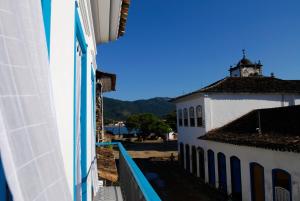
171, 55, 300, 201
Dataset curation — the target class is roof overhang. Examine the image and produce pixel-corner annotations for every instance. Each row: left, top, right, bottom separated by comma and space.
91, 0, 130, 44
96, 70, 117, 92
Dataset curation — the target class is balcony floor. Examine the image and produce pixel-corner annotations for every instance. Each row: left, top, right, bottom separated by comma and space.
94, 186, 123, 201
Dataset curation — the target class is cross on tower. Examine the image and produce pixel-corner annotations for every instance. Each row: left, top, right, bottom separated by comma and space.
242, 49, 246, 58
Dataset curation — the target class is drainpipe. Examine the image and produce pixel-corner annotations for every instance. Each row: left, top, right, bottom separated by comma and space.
257, 110, 262, 135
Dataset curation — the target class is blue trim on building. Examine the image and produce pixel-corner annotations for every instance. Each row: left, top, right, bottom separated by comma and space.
73, 4, 77, 200
41, 0, 51, 57
96, 142, 162, 201
74, 3, 88, 201
207, 149, 215, 186
217, 152, 227, 194
230, 156, 242, 201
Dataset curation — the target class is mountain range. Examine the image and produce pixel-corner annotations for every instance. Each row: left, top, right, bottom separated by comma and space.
103, 97, 175, 121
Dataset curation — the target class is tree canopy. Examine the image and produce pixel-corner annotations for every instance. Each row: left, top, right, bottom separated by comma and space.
125, 113, 172, 137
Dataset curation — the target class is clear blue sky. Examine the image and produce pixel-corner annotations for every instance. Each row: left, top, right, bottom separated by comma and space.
97, 0, 300, 101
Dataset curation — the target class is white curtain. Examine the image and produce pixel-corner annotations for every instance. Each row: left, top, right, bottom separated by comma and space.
75, 41, 82, 201
0, 0, 71, 200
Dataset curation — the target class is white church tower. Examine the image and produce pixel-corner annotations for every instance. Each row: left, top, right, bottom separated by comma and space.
229, 50, 263, 77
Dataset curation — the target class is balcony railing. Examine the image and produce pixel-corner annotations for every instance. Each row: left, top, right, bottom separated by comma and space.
96, 142, 161, 201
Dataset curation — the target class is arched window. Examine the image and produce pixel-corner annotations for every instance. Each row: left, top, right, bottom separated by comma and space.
272, 169, 292, 201
189, 107, 195, 127
183, 108, 188, 126
250, 162, 265, 201
178, 109, 183, 126
196, 105, 203, 127
207, 149, 215, 186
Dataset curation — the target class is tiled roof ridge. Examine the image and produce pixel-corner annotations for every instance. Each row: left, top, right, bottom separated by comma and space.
199, 105, 300, 153
199, 77, 229, 92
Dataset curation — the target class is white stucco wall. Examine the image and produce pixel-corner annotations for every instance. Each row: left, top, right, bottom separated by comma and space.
198, 140, 300, 201
49, 1, 97, 200
175, 92, 300, 190
50, 0, 75, 194
176, 93, 300, 146
207, 93, 300, 130
176, 94, 206, 146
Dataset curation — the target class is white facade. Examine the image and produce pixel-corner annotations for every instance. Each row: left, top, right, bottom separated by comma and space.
196, 140, 300, 201
175, 91, 300, 200
176, 93, 300, 145
50, 1, 96, 198
48, 0, 126, 200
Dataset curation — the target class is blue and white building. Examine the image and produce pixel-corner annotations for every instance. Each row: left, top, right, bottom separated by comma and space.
171, 55, 300, 201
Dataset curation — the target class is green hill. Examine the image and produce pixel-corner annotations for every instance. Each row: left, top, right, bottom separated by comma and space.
103, 97, 175, 121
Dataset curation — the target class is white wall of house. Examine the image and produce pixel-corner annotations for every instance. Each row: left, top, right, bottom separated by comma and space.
176, 93, 300, 146
176, 94, 206, 146
197, 140, 300, 201
49, 0, 97, 200
206, 93, 300, 130
50, 0, 75, 193
176, 92, 300, 178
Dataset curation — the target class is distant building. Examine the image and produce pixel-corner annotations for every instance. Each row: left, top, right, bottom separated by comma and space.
229, 50, 263, 77
96, 70, 116, 142
171, 54, 300, 201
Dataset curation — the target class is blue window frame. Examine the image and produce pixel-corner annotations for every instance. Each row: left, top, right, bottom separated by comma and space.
230, 156, 242, 201
217, 152, 227, 194
41, 0, 51, 56
73, 3, 88, 201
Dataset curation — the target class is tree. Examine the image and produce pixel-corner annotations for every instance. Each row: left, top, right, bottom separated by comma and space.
164, 110, 177, 132
125, 114, 140, 133
138, 113, 158, 135
125, 113, 172, 137
153, 120, 172, 136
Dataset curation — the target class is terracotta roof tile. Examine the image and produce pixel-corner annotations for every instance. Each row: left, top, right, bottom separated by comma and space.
171, 77, 300, 102
199, 105, 300, 152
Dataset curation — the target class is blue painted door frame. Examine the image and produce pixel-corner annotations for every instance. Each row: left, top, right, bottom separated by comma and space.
230, 156, 242, 201
207, 150, 215, 186
74, 3, 88, 201
217, 152, 227, 194
198, 147, 205, 181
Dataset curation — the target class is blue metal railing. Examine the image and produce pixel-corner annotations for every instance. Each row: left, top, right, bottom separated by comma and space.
96, 142, 161, 201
